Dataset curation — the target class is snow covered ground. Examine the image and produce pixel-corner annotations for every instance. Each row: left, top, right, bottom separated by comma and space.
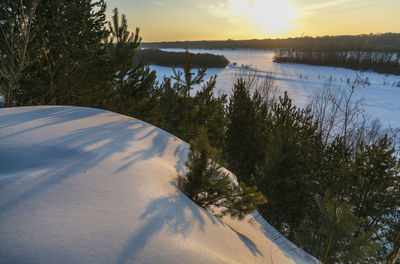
151, 49, 400, 129
0, 106, 318, 264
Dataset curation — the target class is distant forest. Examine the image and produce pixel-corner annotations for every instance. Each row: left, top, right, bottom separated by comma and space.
274, 49, 400, 75
136, 49, 229, 68
143, 33, 400, 75
142, 33, 400, 51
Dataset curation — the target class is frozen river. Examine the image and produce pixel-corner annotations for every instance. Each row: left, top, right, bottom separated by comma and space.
150, 49, 400, 128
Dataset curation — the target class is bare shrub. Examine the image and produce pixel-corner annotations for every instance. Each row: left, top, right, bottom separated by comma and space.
233, 68, 278, 108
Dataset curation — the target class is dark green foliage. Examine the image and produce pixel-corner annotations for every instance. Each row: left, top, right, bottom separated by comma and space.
223, 78, 268, 186
255, 92, 323, 239
314, 192, 378, 264
293, 134, 400, 263
135, 49, 229, 68
158, 52, 227, 149
224, 78, 399, 261
105, 9, 158, 122
349, 136, 400, 262
181, 132, 266, 220
297, 189, 381, 263
383, 232, 400, 264
383, 214, 400, 264
2, 2, 159, 114
111, 60, 158, 121
16, 0, 110, 106
350, 136, 398, 225
0, 0, 39, 106
107, 8, 142, 87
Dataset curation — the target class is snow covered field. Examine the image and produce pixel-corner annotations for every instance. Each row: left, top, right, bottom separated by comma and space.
0, 106, 318, 263
151, 49, 400, 128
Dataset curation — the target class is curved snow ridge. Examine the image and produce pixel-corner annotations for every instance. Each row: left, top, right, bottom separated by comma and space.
0, 106, 316, 264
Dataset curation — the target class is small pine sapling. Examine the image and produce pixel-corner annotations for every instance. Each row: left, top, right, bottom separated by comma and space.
181, 132, 266, 220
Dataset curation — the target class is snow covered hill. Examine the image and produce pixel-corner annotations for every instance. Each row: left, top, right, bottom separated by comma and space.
0, 106, 319, 264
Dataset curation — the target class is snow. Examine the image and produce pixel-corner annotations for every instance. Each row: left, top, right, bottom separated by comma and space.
0, 106, 318, 264
151, 49, 400, 129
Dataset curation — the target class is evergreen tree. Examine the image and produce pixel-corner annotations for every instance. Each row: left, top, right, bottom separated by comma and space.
224, 78, 267, 186
297, 190, 379, 264
16, 0, 110, 106
383, 232, 400, 264
159, 51, 206, 140
107, 8, 141, 78
181, 132, 266, 220
255, 92, 323, 239
159, 52, 227, 148
0, 0, 39, 106
105, 8, 158, 121
294, 134, 400, 263
350, 136, 400, 262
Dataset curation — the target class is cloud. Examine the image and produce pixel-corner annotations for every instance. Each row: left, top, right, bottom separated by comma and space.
154, 1, 165, 6
300, 0, 375, 14
202, 0, 299, 32
203, 0, 241, 24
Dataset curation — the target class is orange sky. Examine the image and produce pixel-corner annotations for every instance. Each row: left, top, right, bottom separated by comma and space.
105, 0, 400, 42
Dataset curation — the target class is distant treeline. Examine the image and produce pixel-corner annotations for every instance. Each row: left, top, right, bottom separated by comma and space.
274, 49, 400, 75
136, 49, 229, 68
143, 33, 400, 75
142, 33, 400, 51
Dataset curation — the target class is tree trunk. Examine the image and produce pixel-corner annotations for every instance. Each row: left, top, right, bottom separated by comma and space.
323, 225, 335, 264
383, 232, 400, 264
7, 79, 14, 107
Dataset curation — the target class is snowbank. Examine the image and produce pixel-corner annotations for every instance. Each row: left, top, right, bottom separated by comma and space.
0, 106, 318, 264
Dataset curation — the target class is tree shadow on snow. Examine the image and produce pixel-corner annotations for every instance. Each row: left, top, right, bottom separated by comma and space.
115, 181, 222, 264
0, 106, 105, 140
226, 224, 263, 257
114, 127, 172, 173
0, 107, 267, 263
0, 107, 173, 216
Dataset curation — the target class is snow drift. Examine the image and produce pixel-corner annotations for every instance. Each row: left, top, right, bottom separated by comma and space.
0, 106, 319, 264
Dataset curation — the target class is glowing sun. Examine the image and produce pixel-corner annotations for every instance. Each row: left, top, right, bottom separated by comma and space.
228, 0, 299, 33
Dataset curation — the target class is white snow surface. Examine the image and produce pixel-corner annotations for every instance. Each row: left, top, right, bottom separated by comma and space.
0, 106, 318, 264
151, 49, 400, 129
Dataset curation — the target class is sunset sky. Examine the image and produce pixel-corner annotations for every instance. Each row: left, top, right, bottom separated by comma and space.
105, 0, 400, 42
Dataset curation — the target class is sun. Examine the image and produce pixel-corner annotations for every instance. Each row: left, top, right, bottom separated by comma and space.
229, 0, 299, 34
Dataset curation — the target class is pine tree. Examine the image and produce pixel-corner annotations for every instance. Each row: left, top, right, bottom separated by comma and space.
255, 92, 323, 238
159, 51, 206, 140
383, 232, 400, 264
0, 0, 39, 106
159, 52, 227, 148
15, 0, 109, 106
105, 8, 158, 121
297, 190, 380, 264
295, 133, 400, 263
224, 78, 267, 186
350, 135, 400, 262
181, 132, 266, 220
107, 8, 141, 77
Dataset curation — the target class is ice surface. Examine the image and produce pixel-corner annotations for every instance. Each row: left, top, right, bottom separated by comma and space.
0, 106, 317, 263
151, 49, 400, 129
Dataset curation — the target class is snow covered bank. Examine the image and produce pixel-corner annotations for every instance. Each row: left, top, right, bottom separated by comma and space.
0, 106, 318, 264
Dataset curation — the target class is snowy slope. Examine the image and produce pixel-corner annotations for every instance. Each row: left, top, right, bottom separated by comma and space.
0, 106, 318, 264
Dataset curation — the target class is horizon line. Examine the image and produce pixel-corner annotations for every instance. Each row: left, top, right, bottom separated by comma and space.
142, 32, 400, 43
